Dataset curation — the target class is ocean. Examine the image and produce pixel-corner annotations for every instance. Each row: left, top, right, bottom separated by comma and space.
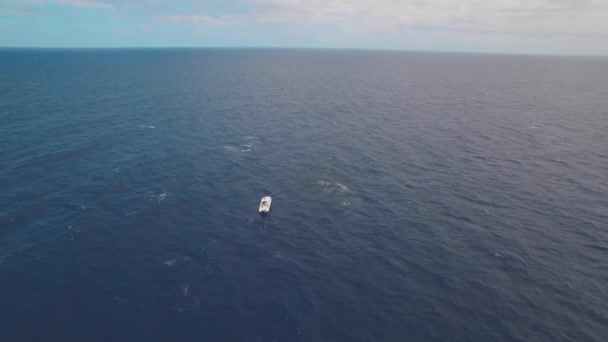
0, 49, 607, 341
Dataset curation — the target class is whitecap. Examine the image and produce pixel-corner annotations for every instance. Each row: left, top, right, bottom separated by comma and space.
241, 148, 252, 152
138, 124, 156, 130
317, 180, 332, 186
322, 187, 335, 194
494, 252, 503, 258
336, 183, 349, 192
180, 283, 190, 296
173, 301, 188, 313
163, 259, 176, 266
157, 193, 166, 204
224, 145, 238, 152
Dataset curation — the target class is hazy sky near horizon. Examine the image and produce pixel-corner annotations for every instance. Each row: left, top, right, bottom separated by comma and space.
1, 0, 607, 55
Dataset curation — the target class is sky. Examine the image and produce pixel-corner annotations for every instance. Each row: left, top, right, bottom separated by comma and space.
1, 0, 607, 55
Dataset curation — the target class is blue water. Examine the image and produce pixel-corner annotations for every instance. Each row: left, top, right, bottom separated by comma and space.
1, 49, 607, 341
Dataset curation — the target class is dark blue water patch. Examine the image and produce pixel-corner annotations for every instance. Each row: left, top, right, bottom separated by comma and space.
1, 49, 607, 341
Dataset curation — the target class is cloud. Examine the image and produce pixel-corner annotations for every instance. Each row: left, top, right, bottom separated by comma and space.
3, 0, 605, 53
0, 7, 42, 16
244, 0, 608, 36
162, 0, 608, 38
162, 15, 236, 26
28, 0, 115, 10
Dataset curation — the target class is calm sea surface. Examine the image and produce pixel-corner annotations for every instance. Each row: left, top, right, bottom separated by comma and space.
1, 49, 607, 341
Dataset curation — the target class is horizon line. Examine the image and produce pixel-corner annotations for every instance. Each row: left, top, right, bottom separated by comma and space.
0, 46, 607, 58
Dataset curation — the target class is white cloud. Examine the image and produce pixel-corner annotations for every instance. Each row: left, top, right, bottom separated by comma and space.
246, 0, 608, 36
164, 0, 608, 38
159, 0, 608, 54
0, 7, 42, 16
162, 15, 237, 26
28, 0, 115, 10
6, 0, 601, 52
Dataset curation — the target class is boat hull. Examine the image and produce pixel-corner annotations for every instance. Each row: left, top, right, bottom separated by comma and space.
259, 196, 272, 214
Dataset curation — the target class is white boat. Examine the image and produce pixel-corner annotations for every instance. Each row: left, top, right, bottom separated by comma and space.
259, 196, 272, 214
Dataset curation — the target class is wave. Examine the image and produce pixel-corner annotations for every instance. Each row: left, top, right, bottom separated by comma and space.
336, 183, 349, 192
317, 180, 350, 193
224, 145, 238, 152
